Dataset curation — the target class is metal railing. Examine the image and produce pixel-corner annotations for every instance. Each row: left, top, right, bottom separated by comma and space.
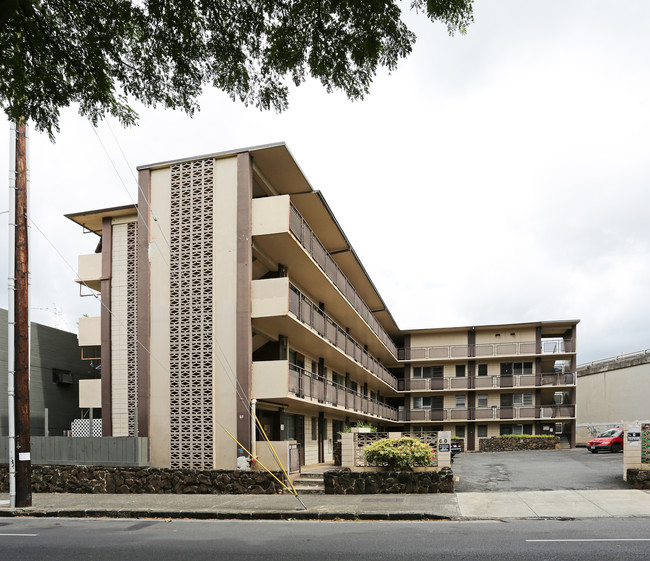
578, 348, 650, 371
400, 404, 575, 422
289, 203, 398, 358
289, 283, 398, 390
288, 364, 398, 421
398, 372, 576, 391
398, 339, 575, 361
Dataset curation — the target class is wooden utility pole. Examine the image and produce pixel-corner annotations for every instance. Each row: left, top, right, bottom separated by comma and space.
14, 119, 31, 508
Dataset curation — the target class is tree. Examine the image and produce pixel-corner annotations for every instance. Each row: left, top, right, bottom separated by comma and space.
1, 1, 473, 139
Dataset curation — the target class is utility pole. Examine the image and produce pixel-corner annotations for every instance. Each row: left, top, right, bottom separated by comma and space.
13, 119, 31, 507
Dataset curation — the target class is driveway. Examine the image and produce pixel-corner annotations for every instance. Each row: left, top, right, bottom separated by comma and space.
452, 448, 629, 492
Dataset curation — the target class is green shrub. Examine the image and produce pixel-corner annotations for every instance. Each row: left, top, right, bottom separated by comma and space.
340, 422, 377, 434
363, 437, 435, 471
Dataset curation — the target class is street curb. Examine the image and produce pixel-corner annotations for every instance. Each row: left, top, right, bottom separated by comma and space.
0, 508, 454, 521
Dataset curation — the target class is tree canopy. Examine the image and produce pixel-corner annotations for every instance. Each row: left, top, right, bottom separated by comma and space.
1, 1, 474, 139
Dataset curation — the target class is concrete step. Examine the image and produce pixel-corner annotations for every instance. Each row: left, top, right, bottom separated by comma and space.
289, 473, 325, 494
297, 473, 325, 480
291, 485, 325, 495
293, 477, 324, 487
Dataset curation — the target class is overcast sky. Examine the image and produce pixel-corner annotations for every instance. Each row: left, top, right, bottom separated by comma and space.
1, 0, 649, 365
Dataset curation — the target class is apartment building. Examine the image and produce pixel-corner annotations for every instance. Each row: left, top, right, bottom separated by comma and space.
67, 143, 578, 469
400, 323, 577, 450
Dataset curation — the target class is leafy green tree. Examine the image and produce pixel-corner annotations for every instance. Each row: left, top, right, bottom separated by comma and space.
1, 1, 473, 138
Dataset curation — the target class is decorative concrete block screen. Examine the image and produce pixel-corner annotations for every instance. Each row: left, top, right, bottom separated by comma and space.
643, 424, 650, 464
169, 158, 215, 469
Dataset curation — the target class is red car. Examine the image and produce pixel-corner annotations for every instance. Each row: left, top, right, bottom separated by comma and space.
587, 427, 624, 453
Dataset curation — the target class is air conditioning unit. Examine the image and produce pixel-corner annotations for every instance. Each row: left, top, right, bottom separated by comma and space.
555, 423, 564, 435
540, 407, 554, 419
553, 392, 570, 405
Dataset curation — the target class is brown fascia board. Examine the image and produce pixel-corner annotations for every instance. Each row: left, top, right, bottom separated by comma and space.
65, 204, 138, 235
403, 319, 581, 335
136, 141, 289, 171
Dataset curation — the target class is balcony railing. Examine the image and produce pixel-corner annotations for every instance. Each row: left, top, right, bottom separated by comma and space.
289, 203, 398, 358
398, 372, 576, 391
289, 364, 398, 421
398, 339, 576, 361
400, 404, 575, 422
289, 283, 398, 390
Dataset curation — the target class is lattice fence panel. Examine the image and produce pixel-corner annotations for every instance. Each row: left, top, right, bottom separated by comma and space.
169, 159, 215, 469
642, 424, 650, 464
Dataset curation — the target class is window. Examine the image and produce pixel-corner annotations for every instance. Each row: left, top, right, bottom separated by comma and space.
455, 364, 466, 377
477, 394, 489, 408
332, 372, 344, 387
289, 350, 304, 371
513, 362, 533, 375
413, 366, 444, 378
500, 423, 533, 436
501, 361, 533, 375
477, 425, 488, 438
285, 415, 296, 440
413, 396, 432, 409
311, 417, 317, 441
512, 393, 534, 406
478, 364, 488, 376
455, 395, 466, 408
455, 425, 465, 438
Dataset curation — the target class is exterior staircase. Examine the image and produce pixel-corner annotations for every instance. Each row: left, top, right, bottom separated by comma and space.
292, 472, 325, 494
558, 435, 571, 449
287, 463, 333, 494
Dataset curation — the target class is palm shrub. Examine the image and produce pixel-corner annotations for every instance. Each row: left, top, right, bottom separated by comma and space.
363, 437, 435, 471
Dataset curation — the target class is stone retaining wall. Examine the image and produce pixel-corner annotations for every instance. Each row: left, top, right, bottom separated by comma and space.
627, 469, 650, 490
324, 467, 454, 494
0, 465, 283, 494
479, 436, 559, 452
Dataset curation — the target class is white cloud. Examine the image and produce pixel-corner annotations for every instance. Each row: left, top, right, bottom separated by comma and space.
1, 0, 649, 363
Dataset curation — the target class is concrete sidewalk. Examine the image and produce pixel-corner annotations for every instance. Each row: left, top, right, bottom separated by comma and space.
2, 489, 650, 520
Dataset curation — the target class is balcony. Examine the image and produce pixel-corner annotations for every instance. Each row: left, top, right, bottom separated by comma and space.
398, 339, 576, 361
76, 253, 102, 292
252, 278, 398, 392
401, 405, 576, 422
78, 316, 101, 347
252, 361, 399, 422
398, 372, 576, 391
252, 195, 397, 361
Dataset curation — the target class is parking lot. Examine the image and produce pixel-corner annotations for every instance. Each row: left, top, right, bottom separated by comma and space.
452, 448, 630, 492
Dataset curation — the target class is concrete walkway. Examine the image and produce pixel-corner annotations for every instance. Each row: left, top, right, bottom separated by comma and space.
2, 489, 650, 520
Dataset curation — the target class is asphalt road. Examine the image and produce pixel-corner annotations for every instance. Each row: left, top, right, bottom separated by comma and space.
1, 518, 649, 561
453, 448, 628, 492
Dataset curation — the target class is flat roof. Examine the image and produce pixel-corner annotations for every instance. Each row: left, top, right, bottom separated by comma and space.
405, 319, 580, 335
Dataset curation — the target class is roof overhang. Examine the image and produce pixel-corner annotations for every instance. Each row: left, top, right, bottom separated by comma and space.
65, 204, 137, 235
